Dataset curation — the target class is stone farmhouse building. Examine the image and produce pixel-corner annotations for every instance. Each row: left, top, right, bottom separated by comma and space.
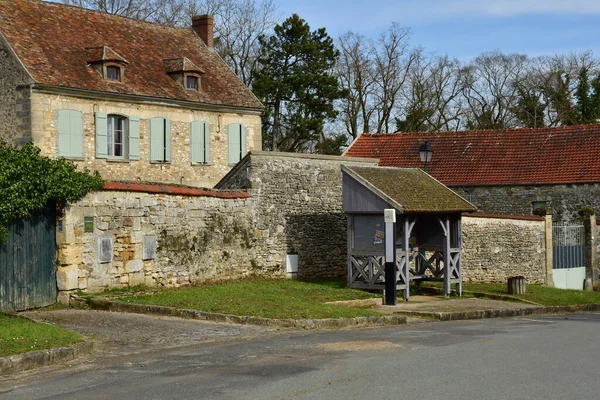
0, 0, 263, 188
345, 124, 600, 221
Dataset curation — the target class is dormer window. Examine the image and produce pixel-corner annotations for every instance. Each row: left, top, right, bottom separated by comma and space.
106, 66, 121, 81
164, 57, 205, 92
186, 76, 199, 91
86, 46, 129, 83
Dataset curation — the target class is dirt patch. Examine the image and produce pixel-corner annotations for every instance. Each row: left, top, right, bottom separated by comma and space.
318, 341, 403, 351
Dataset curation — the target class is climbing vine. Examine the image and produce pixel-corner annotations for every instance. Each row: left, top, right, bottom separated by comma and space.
0, 141, 104, 239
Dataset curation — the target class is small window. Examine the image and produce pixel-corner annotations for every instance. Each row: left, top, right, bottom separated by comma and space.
532, 201, 547, 215
107, 115, 128, 158
186, 76, 198, 91
106, 66, 121, 81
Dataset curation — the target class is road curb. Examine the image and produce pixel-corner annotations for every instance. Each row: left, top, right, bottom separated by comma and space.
89, 298, 407, 329
0, 341, 94, 376
395, 303, 600, 321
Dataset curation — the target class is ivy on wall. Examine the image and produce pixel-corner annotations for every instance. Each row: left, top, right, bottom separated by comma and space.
0, 141, 104, 239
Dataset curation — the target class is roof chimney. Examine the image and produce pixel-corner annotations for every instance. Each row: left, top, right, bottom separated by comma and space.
192, 15, 214, 48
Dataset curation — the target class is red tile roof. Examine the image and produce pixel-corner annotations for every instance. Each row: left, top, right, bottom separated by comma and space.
103, 181, 251, 198
0, 0, 262, 110
345, 124, 600, 186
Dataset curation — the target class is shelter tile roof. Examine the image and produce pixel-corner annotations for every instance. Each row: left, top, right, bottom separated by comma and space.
103, 181, 250, 198
0, 0, 263, 110
344, 124, 600, 186
343, 166, 476, 214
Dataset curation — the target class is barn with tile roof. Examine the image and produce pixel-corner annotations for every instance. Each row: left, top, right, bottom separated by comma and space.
344, 124, 600, 221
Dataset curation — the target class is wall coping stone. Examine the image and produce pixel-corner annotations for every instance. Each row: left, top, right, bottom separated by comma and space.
249, 151, 380, 163
464, 212, 545, 222
103, 181, 251, 198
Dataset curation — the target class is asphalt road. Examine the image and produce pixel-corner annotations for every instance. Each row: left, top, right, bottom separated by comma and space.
2, 313, 599, 399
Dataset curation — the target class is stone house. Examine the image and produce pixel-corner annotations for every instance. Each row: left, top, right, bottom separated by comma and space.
344, 124, 600, 221
0, 0, 263, 188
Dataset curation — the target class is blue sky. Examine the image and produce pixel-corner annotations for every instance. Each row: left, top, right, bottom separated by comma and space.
275, 0, 600, 60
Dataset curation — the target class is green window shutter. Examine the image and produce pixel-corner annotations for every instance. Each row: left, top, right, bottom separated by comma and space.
57, 110, 71, 157
240, 124, 246, 159
95, 112, 108, 158
165, 118, 172, 162
69, 111, 84, 157
129, 116, 140, 160
228, 123, 241, 164
191, 121, 210, 163
190, 121, 203, 163
204, 122, 210, 163
150, 117, 164, 162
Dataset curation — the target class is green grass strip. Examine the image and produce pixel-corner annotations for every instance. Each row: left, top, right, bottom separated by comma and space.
0, 313, 82, 357
117, 279, 382, 319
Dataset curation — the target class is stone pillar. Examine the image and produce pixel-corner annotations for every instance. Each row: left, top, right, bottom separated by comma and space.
544, 214, 554, 287
583, 213, 598, 291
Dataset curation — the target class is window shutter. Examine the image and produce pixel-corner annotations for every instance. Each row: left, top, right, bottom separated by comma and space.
228, 123, 241, 164
95, 112, 108, 158
204, 122, 210, 163
129, 116, 140, 160
240, 124, 246, 160
190, 121, 203, 163
191, 121, 210, 163
165, 118, 172, 162
149, 117, 164, 162
69, 111, 84, 157
58, 110, 71, 157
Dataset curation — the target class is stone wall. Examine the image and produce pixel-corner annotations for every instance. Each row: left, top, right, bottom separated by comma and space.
0, 36, 32, 145
57, 189, 260, 299
29, 92, 262, 188
461, 215, 548, 284
453, 184, 600, 222
57, 152, 555, 298
216, 152, 379, 280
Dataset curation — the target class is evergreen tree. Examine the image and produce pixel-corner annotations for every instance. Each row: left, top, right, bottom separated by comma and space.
252, 14, 346, 153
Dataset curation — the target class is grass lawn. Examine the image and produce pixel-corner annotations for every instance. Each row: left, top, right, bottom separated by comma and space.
0, 313, 83, 357
425, 282, 600, 306
116, 279, 383, 319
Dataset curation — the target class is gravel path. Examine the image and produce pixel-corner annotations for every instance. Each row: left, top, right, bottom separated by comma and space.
23, 309, 274, 356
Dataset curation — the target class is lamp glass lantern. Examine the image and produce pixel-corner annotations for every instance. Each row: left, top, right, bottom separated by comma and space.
419, 141, 433, 169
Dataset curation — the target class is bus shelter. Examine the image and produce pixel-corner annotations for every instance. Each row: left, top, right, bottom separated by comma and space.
342, 166, 476, 301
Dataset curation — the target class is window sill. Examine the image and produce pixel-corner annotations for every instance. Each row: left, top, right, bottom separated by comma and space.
192, 162, 212, 166
106, 158, 130, 163
150, 161, 172, 165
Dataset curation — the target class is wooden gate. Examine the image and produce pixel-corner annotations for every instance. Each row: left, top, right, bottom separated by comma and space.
0, 205, 57, 311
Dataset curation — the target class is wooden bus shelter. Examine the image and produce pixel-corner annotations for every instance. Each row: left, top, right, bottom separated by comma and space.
342, 166, 476, 301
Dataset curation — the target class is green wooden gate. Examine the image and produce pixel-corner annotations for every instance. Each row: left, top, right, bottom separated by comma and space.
0, 204, 57, 312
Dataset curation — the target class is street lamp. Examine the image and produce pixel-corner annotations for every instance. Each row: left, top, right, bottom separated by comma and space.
419, 141, 433, 172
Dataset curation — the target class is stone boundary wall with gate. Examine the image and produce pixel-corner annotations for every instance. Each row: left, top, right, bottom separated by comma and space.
57, 153, 558, 300
461, 214, 550, 284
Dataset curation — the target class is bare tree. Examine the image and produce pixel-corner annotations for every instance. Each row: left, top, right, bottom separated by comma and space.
373, 23, 417, 134
59, 0, 160, 20
399, 53, 465, 132
460, 51, 528, 130
335, 31, 377, 138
